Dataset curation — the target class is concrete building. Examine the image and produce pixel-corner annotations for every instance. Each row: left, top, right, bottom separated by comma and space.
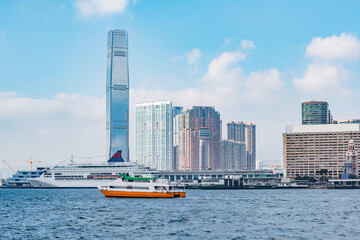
106, 29, 130, 160
339, 119, 360, 124
136, 100, 173, 170
283, 124, 360, 179
173, 106, 183, 170
227, 121, 245, 142
302, 101, 333, 125
220, 140, 246, 170
225, 121, 256, 170
245, 123, 256, 170
178, 106, 221, 170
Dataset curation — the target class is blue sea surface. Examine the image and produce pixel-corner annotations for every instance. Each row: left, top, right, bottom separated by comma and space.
0, 189, 359, 239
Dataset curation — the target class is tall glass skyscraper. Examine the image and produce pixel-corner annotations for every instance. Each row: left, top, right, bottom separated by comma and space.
136, 100, 173, 170
106, 30, 129, 160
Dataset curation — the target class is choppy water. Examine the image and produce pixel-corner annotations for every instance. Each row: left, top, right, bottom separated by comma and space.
0, 189, 359, 239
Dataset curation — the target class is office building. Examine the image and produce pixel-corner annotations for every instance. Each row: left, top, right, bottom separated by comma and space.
173, 106, 183, 170
106, 29, 129, 160
283, 124, 360, 179
178, 106, 221, 170
220, 140, 246, 170
136, 100, 173, 170
302, 101, 333, 125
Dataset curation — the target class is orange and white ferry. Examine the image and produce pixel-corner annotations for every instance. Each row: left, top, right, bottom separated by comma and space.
98, 174, 186, 198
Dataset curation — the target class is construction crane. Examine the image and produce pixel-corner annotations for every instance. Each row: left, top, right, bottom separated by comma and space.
2, 160, 16, 173
13, 158, 41, 171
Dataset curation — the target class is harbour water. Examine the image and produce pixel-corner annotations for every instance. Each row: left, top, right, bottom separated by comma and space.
1, 189, 359, 239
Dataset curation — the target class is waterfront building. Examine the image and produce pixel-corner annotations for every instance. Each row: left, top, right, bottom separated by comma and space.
106, 29, 129, 160
245, 123, 256, 170
173, 106, 183, 170
220, 140, 246, 170
283, 124, 360, 179
302, 101, 333, 125
136, 100, 173, 170
226, 121, 256, 170
178, 106, 221, 170
158, 169, 283, 182
339, 119, 360, 124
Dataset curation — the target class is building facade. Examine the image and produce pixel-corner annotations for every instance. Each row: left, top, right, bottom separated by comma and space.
283, 124, 360, 179
106, 29, 129, 160
227, 121, 246, 142
136, 100, 173, 170
173, 106, 183, 170
302, 101, 332, 125
226, 121, 256, 170
178, 107, 221, 170
220, 140, 246, 170
245, 123, 256, 170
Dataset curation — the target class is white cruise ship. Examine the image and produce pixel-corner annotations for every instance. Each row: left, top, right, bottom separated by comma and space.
28, 151, 159, 188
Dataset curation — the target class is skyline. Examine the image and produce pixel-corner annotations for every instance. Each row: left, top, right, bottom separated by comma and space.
1, 0, 360, 175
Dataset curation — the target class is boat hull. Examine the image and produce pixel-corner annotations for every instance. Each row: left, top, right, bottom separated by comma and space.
100, 190, 186, 198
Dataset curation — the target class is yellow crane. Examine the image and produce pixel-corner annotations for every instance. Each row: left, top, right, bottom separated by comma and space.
13, 158, 41, 171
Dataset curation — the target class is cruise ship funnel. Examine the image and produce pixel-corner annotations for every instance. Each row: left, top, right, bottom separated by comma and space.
108, 150, 125, 163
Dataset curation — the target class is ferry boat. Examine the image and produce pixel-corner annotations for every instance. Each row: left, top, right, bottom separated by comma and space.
98, 174, 186, 198
28, 151, 159, 188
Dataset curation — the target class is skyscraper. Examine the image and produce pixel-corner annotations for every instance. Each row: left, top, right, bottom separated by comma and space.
178, 106, 221, 170
173, 106, 183, 170
245, 123, 256, 170
227, 121, 245, 142
220, 140, 246, 170
136, 100, 173, 170
302, 101, 332, 125
106, 30, 129, 160
225, 121, 255, 170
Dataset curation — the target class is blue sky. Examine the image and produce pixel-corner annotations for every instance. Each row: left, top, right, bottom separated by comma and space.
1, 0, 360, 175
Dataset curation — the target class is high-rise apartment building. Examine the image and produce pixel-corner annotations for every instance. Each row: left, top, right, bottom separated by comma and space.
283, 124, 360, 179
245, 123, 256, 170
178, 107, 221, 170
302, 101, 333, 125
227, 121, 245, 142
225, 121, 256, 170
221, 140, 246, 169
136, 100, 173, 170
106, 29, 129, 160
173, 106, 183, 170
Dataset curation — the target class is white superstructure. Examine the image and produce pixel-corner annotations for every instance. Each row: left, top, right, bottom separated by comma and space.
28, 162, 158, 188
28, 151, 159, 188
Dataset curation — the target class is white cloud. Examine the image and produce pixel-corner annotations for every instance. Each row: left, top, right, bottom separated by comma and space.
0, 92, 106, 173
306, 33, 360, 61
294, 63, 350, 92
241, 40, 255, 50
186, 48, 202, 67
243, 68, 285, 103
74, 0, 128, 17
294, 33, 360, 92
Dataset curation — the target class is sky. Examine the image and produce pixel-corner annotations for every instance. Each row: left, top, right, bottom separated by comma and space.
1, 0, 360, 176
